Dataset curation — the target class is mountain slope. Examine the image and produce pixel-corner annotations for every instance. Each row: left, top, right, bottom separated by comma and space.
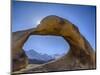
25, 49, 54, 63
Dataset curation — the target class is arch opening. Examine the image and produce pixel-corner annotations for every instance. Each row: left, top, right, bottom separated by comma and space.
23, 35, 70, 64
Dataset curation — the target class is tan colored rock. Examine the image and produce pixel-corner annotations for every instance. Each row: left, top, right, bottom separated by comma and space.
12, 28, 36, 72
30, 15, 96, 72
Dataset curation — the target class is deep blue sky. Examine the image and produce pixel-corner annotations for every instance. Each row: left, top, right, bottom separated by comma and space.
12, 1, 96, 56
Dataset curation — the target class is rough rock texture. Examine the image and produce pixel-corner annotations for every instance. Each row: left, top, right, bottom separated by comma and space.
29, 15, 96, 72
12, 28, 36, 72
12, 15, 96, 73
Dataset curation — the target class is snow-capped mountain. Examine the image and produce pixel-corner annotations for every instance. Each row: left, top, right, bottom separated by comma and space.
25, 49, 54, 61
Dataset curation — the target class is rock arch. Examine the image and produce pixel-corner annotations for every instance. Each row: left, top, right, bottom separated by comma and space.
12, 15, 96, 73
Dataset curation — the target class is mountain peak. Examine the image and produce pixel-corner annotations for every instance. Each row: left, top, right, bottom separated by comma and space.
25, 49, 54, 61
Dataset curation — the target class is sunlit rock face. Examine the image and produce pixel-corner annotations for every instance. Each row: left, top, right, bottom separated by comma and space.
12, 15, 96, 73
29, 15, 96, 72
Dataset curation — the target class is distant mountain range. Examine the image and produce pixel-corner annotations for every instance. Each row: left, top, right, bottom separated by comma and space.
25, 49, 55, 64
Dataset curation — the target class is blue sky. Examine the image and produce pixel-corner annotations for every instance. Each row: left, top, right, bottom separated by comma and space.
12, 1, 96, 56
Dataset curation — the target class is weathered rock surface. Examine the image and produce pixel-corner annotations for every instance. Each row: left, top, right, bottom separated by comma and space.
12, 15, 96, 73
12, 28, 35, 71
29, 15, 96, 72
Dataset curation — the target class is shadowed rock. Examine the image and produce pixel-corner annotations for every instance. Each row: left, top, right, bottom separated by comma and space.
12, 28, 36, 71
12, 15, 96, 73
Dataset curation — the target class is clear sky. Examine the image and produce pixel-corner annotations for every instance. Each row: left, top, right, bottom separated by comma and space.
12, 1, 96, 56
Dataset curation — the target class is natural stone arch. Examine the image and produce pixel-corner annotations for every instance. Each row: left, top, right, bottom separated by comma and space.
28, 15, 96, 72
12, 15, 96, 73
